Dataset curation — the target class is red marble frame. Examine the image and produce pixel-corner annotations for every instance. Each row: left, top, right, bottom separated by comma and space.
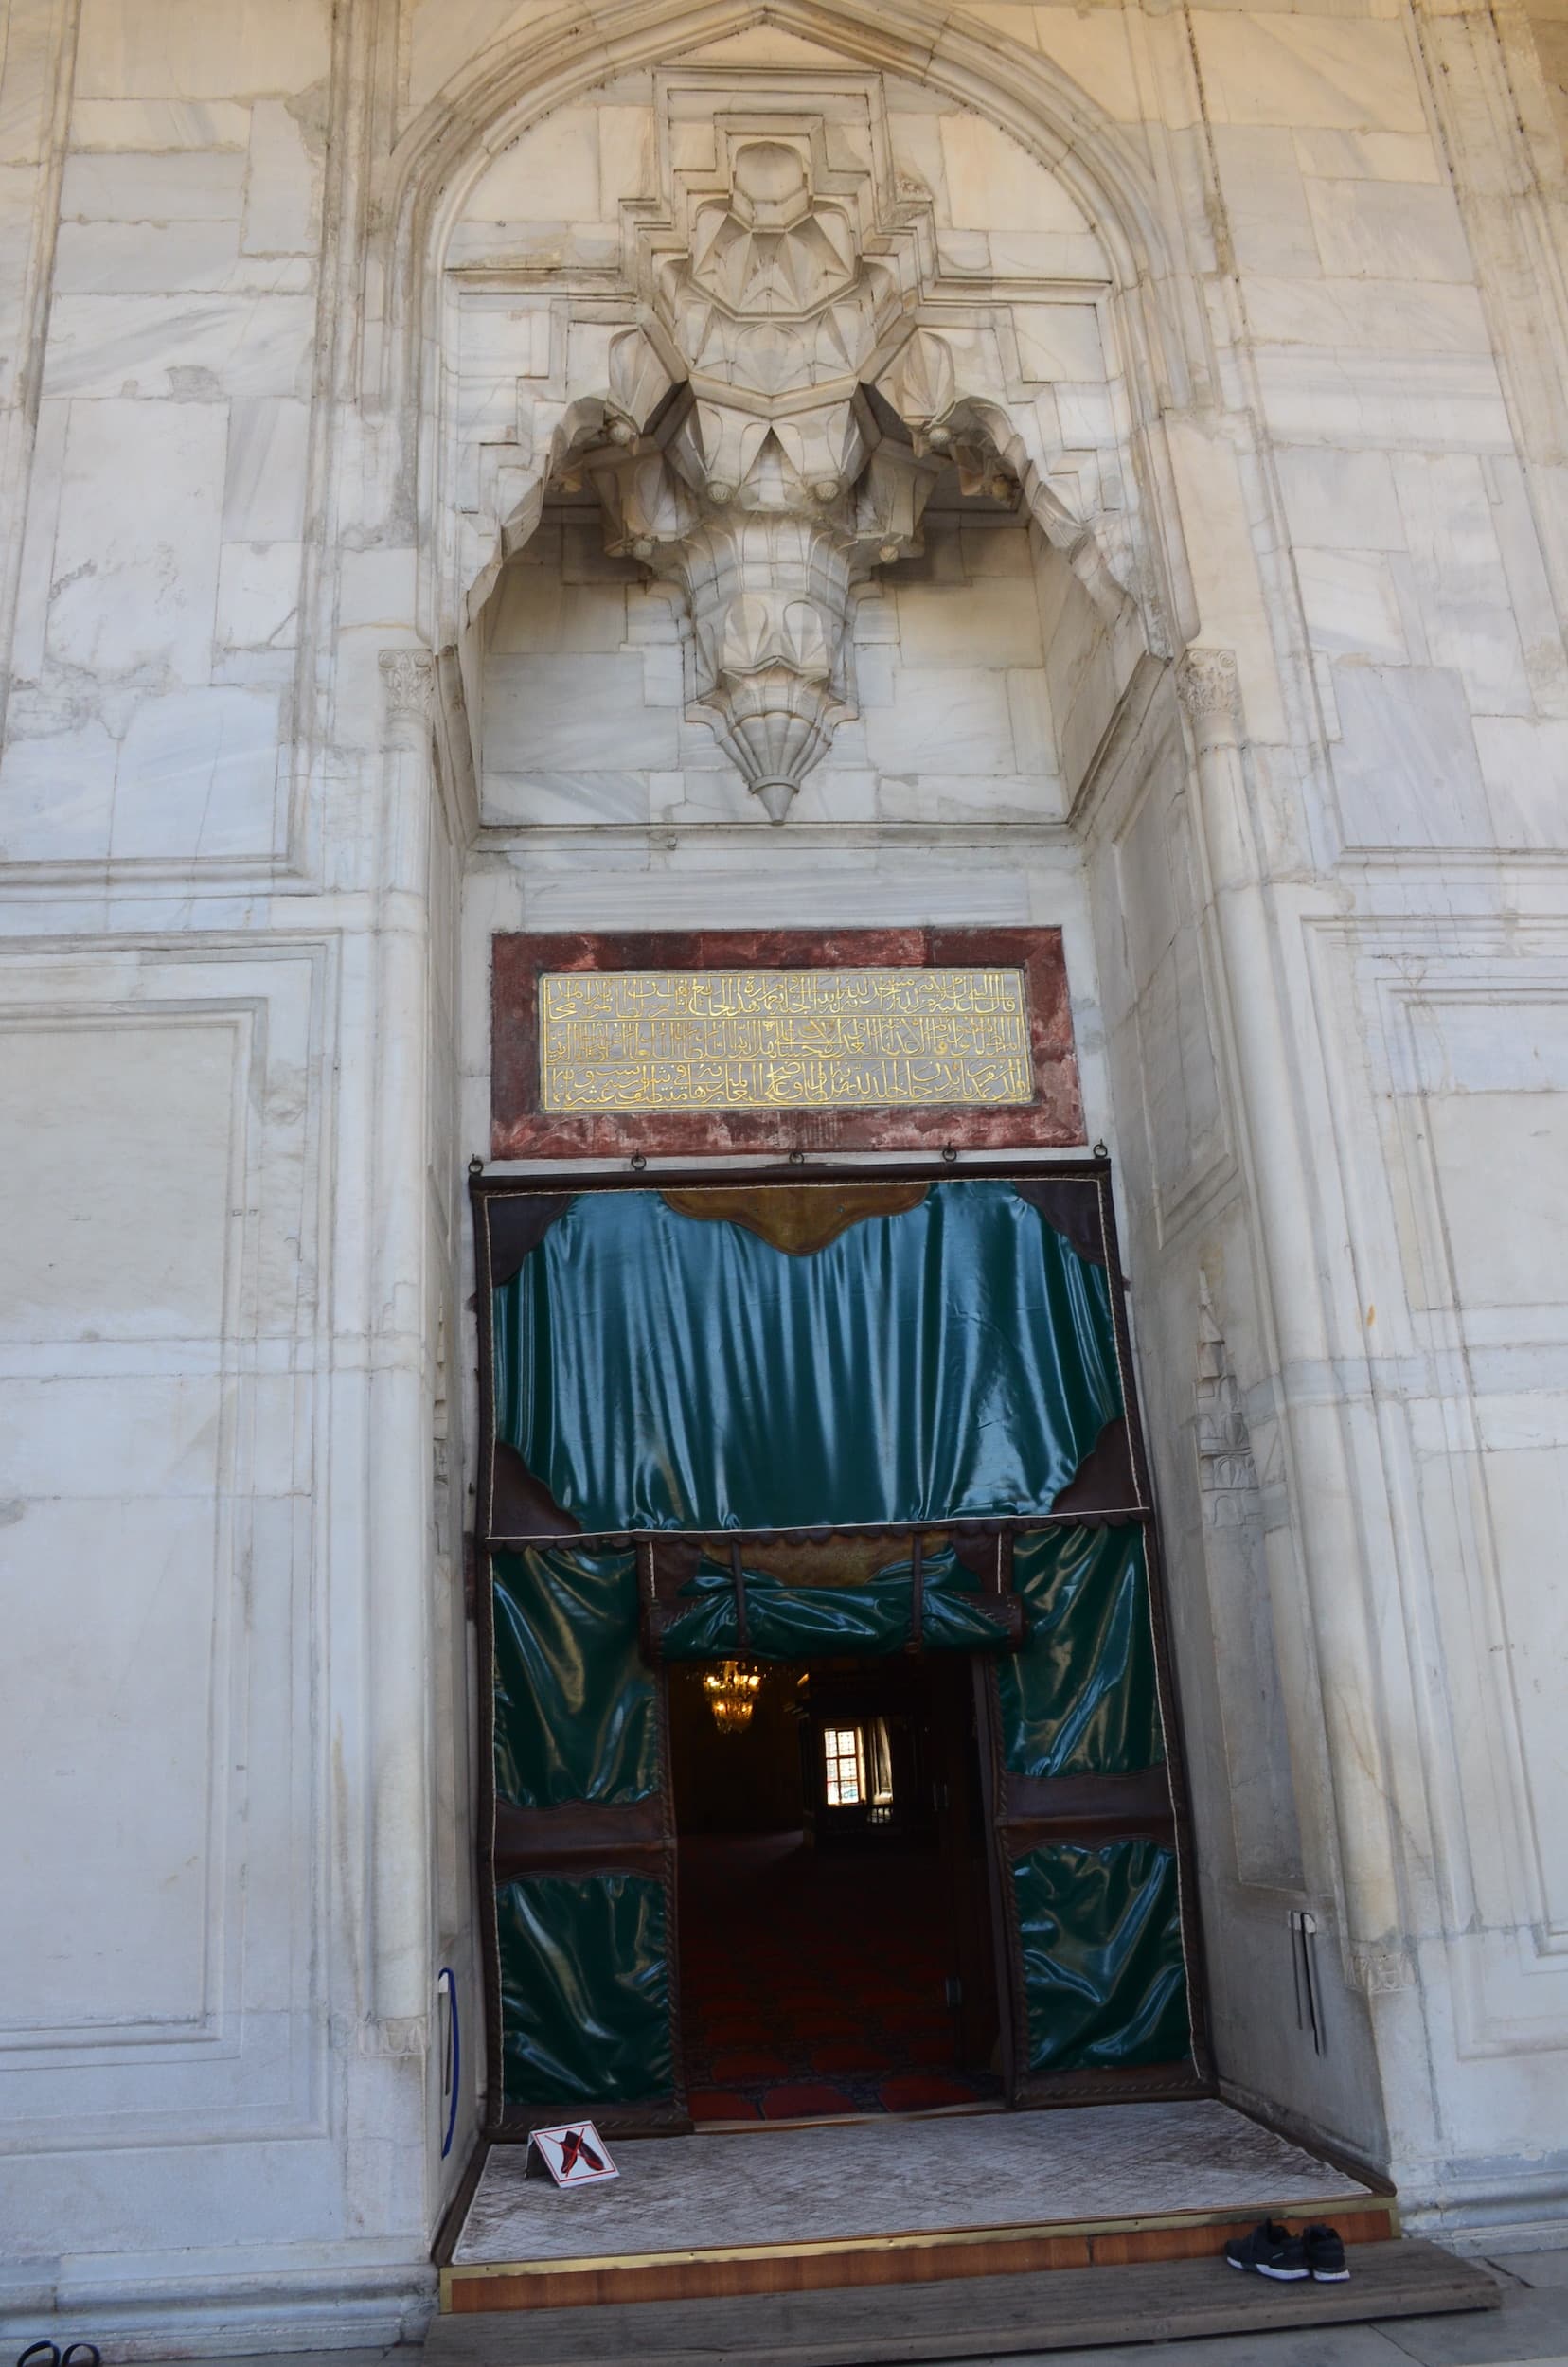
490, 927, 1084, 1159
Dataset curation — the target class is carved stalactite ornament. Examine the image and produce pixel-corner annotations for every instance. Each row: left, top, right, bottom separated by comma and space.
574, 138, 949, 821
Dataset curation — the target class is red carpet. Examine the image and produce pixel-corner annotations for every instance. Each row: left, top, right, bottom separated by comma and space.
678, 1832, 1000, 2121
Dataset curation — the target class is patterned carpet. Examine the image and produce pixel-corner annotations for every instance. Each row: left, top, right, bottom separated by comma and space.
678, 1830, 1002, 2122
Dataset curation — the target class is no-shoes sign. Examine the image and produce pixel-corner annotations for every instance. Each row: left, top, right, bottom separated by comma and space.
526, 2119, 619, 2188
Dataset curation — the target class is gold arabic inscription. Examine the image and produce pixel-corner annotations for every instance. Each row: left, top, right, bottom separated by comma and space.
539, 968, 1033, 1113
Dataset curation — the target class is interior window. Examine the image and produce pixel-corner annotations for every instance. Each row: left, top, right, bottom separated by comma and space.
823, 1724, 864, 1806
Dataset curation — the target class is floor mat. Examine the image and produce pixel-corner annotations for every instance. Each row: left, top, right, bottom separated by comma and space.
679, 1830, 1001, 2120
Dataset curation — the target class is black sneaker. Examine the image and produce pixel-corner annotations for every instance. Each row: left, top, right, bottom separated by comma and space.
1304, 2223, 1349, 2281
1224, 2220, 1310, 2280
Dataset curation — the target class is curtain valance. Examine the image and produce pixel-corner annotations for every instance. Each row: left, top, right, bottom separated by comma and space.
488, 1179, 1125, 1537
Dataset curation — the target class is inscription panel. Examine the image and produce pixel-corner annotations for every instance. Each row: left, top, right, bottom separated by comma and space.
539, 968, 1032, 1114
492, 927, 1083, 1157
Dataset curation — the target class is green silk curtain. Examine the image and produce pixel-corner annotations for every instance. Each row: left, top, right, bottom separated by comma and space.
999, 1527, 1164, 1780
657, 1540, 1017, 1661
491, 1180, 1121, 1532
483, 1181, 1192, 2109
495, 1873, 672, 2109
1012, 1841, 1189, 2073
492, 1545, 659, 1806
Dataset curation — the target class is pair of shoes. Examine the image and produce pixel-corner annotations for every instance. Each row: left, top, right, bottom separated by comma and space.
1224, 2220, 1349, 2282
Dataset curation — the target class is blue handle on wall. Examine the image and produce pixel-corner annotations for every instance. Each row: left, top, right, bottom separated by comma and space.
437, 1967, 460, 2160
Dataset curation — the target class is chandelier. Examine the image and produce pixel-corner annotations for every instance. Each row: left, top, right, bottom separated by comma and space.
703, 1659, 763, 1735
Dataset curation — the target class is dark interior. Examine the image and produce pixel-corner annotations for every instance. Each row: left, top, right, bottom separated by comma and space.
669, 1653, 1003, 2123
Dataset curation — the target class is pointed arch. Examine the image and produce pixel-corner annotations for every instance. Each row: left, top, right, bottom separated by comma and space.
379, 0, 1204, 728
375, 0, 1192, 417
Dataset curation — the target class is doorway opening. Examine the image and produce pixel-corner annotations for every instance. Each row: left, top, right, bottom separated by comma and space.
670, 1653, 1002, 2124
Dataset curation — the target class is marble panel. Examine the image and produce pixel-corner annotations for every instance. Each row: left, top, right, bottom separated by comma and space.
1439, 1471, 1568, 1938
1274, 445, 1407, 551
110, 687, 283, 859
1212, 125, 1321, 276
886, 110, 950, 217
68, 98, 252, 151
484, 650, 679, 775
1329, 662, 1489, 846
42, 292, 317, 400
1293, 128, 1444, 183
60, 149, 247, 221
216, 541, 301, 650
0, 719, 117, 863
2, 1492, 223, 2033
1048, 383, 1118, 445
46, 399, 226, 685
1010, 303, 1105, 383
865, 665, 1018, 773
873, 770, 1058, 823
1030, 10, 1143, 122
1167, 418, 1286, 742
73, 0, 333, 99
936, 109, 1093, 234
465, 109, 604, 224
486, 569, 627, 655
1243, 276, 1492, 353
894, 574, 1045, 668
959, 519, 1035, 578
1295, 548, 1409, 662
2, 1370, 228, 1501
337, 545, 418, 632
1484, 458, 1568, 717
1007, 667, 1060, 779
241, 98, 319, 256
481, 770, 652, 826
0, 1016, 234, 1340
1254, 348, 1513, 453
1306, 177, 1475, 283
1393, 454, 1533, 715
1472, 718, 1568, 850
1427, 1090, 1568, 1312
596, 104, 657, 212
223, 396, 311, 541
787, 766, 880, 824
408, 1, 540, 112
50, 220, 315, 295
1191, 16, 1429, 133
1117, 785, 1224, 1215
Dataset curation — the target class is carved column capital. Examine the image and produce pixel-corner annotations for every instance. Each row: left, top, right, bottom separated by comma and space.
1176, 647, 1243, 747
379, 646, 437, 741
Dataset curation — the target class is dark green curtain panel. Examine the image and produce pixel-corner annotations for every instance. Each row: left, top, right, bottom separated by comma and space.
491, 1545, 657, 1806
495, 1873, 672, 2109
1012, 1841, 1189, 2072
999, 1527, 1164, 1780
659, 1540, 1015, 1662
492, 1181, 1121, 1531
998, 1530, 1188, 2068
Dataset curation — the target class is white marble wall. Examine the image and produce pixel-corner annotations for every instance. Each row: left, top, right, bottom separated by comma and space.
480, 499, 1068, 829
3, 0, 1568, 2345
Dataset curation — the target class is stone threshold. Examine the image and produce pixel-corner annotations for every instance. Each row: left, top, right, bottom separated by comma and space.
439, 2098, 1393, 2313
